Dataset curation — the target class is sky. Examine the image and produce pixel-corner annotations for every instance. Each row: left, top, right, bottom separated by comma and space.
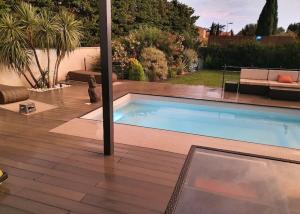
179, 0, 300, 33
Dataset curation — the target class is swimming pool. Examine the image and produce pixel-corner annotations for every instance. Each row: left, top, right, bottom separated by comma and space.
82, 94, 300, 149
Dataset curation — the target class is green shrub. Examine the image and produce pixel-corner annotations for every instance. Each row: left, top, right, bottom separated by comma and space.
183, 49, 199, 72
176, 58, 188, 75
112, 40, 130, 79
128, 58, 145, 81
168, 68, 177, 78
203, 55, 214, 69
124, 26, 184, 62
202, 42, 300, 69
91, 55, 101, 72
140, 47, 168, 81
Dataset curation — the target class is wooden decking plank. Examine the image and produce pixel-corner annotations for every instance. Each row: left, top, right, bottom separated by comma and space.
37, 175, 166, 211
16, 189, 119, 214
0, 192, 68, 214
0, 150, 57, 168
54, 161, 175, 187
0, 140, 71, 159
0, 145, 66, 163
60, 155, 177, 182
6, 175, 85, 201
0, 157, 100, 186
0, 204, 31, 214
0, 164, 43, 180
81, 193, 160, 214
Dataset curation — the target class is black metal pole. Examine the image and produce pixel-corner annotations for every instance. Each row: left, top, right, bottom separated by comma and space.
99, 0, 114, 155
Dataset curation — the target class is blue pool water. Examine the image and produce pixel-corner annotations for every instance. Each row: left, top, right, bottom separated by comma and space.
113, 98, 300, 149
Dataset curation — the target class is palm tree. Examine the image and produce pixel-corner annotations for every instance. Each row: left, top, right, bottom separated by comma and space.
0, 2, 82, 89
35, 10, 59, 88
0, 14, 35, 88
53, 10, 82, 86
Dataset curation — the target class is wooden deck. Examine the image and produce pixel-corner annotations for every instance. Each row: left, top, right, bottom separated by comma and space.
0, 81, 299, 214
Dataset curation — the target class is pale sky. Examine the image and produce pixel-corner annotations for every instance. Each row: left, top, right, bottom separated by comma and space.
179, 0, 300, 33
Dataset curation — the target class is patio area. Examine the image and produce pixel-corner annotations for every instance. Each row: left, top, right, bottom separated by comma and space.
0, 81, 300, 213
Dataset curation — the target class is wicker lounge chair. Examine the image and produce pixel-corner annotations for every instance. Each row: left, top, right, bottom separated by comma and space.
0, 84, 29, 104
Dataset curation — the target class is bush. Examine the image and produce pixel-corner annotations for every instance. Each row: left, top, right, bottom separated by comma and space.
183, 49, 199, 72
140, 47, 168, 81
91, 55, 101, 72
112, 40, 130, 79
168, 68, 177, 78
128, 59, 145, 81
176, 58, 188, 75
124, 26, 184, 62
203, 55, 214, 69
202, 42, 300, 69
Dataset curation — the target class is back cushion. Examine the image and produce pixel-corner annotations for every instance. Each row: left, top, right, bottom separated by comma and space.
240, 69, 269, 80
268, 70, 298, 82
278, 75, 293, 83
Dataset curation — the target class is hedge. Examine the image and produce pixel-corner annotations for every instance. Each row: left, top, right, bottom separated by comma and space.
201, 42, 300, 69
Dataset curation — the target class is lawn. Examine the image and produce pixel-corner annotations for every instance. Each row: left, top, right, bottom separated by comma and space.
167, 70, 240, 87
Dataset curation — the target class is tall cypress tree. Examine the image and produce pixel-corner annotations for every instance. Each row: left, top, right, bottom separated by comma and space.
256, 0, 278, 36
272, 0, 278, 35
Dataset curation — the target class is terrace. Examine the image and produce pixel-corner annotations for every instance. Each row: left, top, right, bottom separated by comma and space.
0, 81, 300, 213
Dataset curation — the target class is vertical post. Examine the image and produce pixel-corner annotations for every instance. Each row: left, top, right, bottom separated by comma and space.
99, 0, 114, 155
221, 64, 226, 99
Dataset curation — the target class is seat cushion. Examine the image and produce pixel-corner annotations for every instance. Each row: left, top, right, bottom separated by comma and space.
240, 69, 269, 80
269, 81, 300, 89
240, 79, 269, 86
268, 70, 298, 82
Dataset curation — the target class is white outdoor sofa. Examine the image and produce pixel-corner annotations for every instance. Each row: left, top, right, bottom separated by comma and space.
239, 68, 300, 100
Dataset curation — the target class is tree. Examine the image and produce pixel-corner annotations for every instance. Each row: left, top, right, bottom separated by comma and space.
238, 24, 257, 36
53, 10, 83, 85
275, 27, 285, 34
112, 0, 136, 37
0, 2, 82, 88
287, 23, 300, 36
209, 22, 225, 36
256, 0, 278, 36
0, 0, 199, 46
168, 0, 199, 36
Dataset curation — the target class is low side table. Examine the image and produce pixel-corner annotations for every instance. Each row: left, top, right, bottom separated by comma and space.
19, 102, 36, 114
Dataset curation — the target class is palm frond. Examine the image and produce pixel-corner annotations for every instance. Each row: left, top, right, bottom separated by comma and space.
0, 14, 32, 71
35, 9, 59, 49
15, 1, 37, 32
56, 9, 83, 57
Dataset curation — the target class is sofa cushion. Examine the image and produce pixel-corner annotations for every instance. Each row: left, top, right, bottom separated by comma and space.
240, 69, 269, 80
268, 70, 298, 82
278, 74, 293, 83
269, 81, 300, 89
240, 79, 269, 86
